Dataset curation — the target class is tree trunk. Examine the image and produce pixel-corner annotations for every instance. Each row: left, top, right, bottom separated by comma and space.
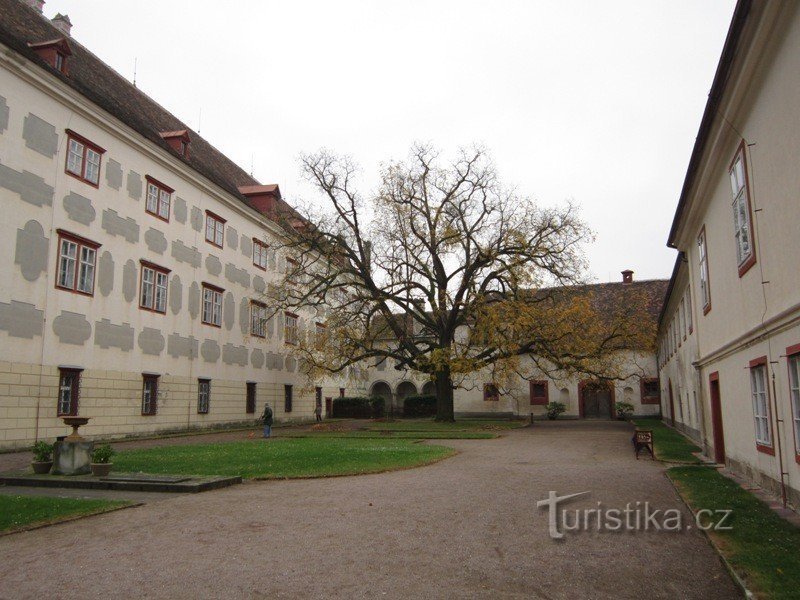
434, 368, 455, 422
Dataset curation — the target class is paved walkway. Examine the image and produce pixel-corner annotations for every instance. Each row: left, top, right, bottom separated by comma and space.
0, 421, 740, 599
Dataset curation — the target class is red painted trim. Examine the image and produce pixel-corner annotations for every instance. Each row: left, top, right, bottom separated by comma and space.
64, 131, 105, 188
200, 283, 224, 328
252, 238, 268, 270
144, 175, 174, 194
756, 443, 775, 456
786, 349, 800, 464
578, 380, 616, 418
65, 129, 106, 154
54, 230, 100, 297
640, 377, 661, 405
202, 281, 224, 293
57, 367, 81, 416
529, 380, 548, 406
138, 261, 170, 314
697, 226, 712, 315
144, 176, 172, 222
206, 210, 226, 223
141, 374, 159, 416
748, 356, 768, 368
748, 356, 776, 455
250, 300, 267, 338
785, 343, 800, 357
729, 140, 758, 279
205, 211, 225, 248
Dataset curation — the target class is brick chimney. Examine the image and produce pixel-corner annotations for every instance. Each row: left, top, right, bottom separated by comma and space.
51, 13, 72, 36
22, 0, 44, 13
621, 269, 634, 284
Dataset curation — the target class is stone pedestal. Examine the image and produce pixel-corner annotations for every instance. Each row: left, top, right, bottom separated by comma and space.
52, 440, 93, 475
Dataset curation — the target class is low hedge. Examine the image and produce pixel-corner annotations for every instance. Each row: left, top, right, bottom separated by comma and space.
332, 396, 385, 419
403, 394, 437, 418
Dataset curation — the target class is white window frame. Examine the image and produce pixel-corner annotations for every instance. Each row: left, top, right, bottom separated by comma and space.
750, 363, 771, 447
251, 301, 267, 338
57, 233, 97, 295
202, 285, 223, 326
253, 239, 268, 270
284, 312, 298, 345
205, 213, 225, 247
145, 179, 172, 220
729, 147, 753, 268
698, 229, 710, 311
140, 264, 169, 313
788, 354, 800, 455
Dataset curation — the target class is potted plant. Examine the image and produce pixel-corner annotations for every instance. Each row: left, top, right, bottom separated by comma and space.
90, 444, 115, 477
615, 401, 634, 421
31, 441, 54, 474
545, 401, 566, 420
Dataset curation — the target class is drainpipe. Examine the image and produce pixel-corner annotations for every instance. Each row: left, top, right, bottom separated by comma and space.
770, 368, 788, 507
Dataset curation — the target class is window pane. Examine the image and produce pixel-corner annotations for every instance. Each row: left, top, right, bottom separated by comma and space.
155, 272, 168, 312
67, 139, 84, 175
141, 267, 154, 308
159, 190, 170, 219
206, 217, 215, 242
146, 184, 159, 213
215, 221, 224, 246
77, 246, 96, 293
59, 239, 77, 289
85, 149, 100, 184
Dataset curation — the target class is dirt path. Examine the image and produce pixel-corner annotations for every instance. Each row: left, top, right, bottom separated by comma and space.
0, 421, 740, 599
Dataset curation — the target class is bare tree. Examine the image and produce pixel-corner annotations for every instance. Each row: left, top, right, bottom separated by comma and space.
265, 144, 653, 421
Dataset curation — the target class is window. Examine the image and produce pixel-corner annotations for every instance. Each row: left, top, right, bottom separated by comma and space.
641, 378, 660, 404
686, 289, 693, 334
315, 322, 326, 349
197, 379, 211, 414
530, 380, 548, 405
145, 176, 172, 221
57, 368, 81, 416
484, 383, 499, 402
698, 228, 711, 313
56, 230, 99, 296
142, 374, 159, 415
202, 284, 223, 327
285, 257, 298, 285
749, 359, 772, 451
729, 144, 755, 274
680, 298, 686, 340
205, 211, 225, 247
55, 52, 65, 72
65, 130, 104, 186
339, 388, 345, 398
253, 239, 268, 270
284, 312, 298, 344
284, 384, 293, 413
786, 346, 800, 460
246, 382, 256, 414
139, 261, 169, 314
250, 301, 267, 338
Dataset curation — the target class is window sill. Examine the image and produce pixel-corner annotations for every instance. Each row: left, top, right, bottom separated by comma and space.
738, 253, 757, 278
756, 443, 775, 456
65, 169, 100, 189
703, 303, 712, 316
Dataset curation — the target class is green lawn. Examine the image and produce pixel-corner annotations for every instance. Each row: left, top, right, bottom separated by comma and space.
632, 417, 701, 463
668, 466, 800, 599
281, 430, 496, 440
365, 418, 526, 432
113, 438, 455, 479
0, 494, 130, 534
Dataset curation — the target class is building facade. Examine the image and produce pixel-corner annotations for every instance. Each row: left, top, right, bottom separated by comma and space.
0, 0, 348, 449
658, 0, 800, 505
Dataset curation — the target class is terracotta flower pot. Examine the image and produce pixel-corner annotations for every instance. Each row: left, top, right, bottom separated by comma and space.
31, 461, 53, 474
90, 463, 112, 477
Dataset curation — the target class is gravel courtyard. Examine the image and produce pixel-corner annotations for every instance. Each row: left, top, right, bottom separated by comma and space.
0, 421, 740, 599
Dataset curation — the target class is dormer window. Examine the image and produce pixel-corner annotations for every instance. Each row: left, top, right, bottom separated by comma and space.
27, 38, 72, 74
159, 130, 191, 158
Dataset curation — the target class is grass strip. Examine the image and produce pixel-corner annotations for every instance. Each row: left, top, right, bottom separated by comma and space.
0, 494, 131, 534
668, 466, 800, 599
113, 438, 455, 479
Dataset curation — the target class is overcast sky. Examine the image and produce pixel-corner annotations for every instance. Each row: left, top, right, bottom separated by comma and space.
44, 0, 736, 282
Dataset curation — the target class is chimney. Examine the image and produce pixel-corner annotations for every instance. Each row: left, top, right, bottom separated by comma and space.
51, 13, 72, 36
621, 269, 634, 284
23, 0, 44, 13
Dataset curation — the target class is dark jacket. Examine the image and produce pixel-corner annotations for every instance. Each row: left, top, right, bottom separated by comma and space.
261, 405, 274, 426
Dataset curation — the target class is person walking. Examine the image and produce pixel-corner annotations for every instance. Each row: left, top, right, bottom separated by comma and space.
261, 402, 274, 438
314, 403, 322, 423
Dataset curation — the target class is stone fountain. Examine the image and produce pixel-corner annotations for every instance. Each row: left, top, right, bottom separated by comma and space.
52, 417, 93, 475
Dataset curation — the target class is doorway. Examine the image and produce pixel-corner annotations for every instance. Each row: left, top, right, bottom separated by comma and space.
580, 381, 614, 419
708, 372, 726, 464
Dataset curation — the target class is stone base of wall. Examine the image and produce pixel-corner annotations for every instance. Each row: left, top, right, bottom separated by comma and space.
673, 421, 702, 445
726, 456, 800, 510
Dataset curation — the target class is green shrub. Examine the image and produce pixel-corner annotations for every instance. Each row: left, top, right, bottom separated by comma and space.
332, 396, 384, 419
545, 401, 566, 420
403, 394, 437, 418
92, 444, 115, 464
32, 441, 53, 462
615, 401, 634, 420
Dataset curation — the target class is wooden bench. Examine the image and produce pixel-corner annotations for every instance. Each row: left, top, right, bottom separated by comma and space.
632, 429, 654, 460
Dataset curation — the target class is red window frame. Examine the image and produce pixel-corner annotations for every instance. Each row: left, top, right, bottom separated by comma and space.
141, 374, 159, 416
139, 260, 171, 314
253, 238, 268, 271
246, 382, 257, 414
530, 380, 548, 406
729, 140, 757, 278
64, 130, 105, 188
144, 176, 173, 222
286, 257, 298, 285
201, 282, 224, 328
57, 367, 82, 416
786, 343, 800, 465
55, 229, 100, 297
748, 356, 775, 456
205, 211, 226, 248
698, 226, 712, 315
250, 300, 267, 338
284, 311, 298, 345
484, 383, 499, 402
640, 378, 661, 404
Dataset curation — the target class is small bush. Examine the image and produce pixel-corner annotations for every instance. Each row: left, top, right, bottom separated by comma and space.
545, 401, 566, 420
92, 444, 116, 464
332, 397, 385, 419
615, 401, 634, 420
403, 395, 437, 418
32, 441, 53, 462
